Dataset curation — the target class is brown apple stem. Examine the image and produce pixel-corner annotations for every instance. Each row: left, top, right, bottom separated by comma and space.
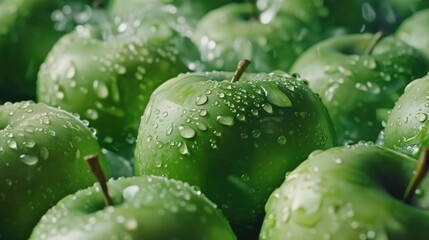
364, 31, 385, 56
92, 0, 105, 8
231, 59, 251, 83
85, 155, 113, 206
403, 148, 429, 204
249, 0, 260, 21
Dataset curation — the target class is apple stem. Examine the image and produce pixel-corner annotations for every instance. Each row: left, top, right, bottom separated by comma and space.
85, 155, 113, 206
249, 0, 260, 21
92, 0, 105, 8
364, 31, 385, 56
231, 59, 251, 83
403, 148, 429, 204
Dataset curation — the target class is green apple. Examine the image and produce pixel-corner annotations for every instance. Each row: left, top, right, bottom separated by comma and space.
0, 0, 99, 102
37, 8, 199, 161
30, 175, 236, 240
260, 143, 429, 240
191, 2, 320, 72
384, 74, 429, 159
108, 0, 234, 20
0, 101, 108, 240
134, 67, 336, 237
396, 8, 429, 59
290, 33, 429, 144
256, 0, 429, 35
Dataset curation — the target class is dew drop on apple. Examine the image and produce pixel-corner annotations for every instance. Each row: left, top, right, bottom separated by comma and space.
179, 142, 190, 156
277, 136, 287, 145
415, 112, 427, 123
262, 85, 293, 108
23, 140, 36, 148
179, 125, 196, 139
291, 187, 322, 227
252, 129, 261, 138
85, 109, 98, 120
262, 103, 273, 114
195, 95, 208, 106
196, 122, 207, 131
122, 185, 140, 200
65, 64, 76, 79
40, 147, 50, 160
20, 154, 38, 166
93, 80, 109, 99
216, 115, 234, 126
7, 139, 17, 149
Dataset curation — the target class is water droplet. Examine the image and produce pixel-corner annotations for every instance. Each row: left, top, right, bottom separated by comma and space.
123, 185, 139, 199
195, 95, 208, 106
93, 80, 109, 99
252, 129, 261, 138
7, 140, 17, 149
40, 147, 49, 160
415, 112, 428, 123
196, 122, 207, 131
216, 116, 234, 126
262, 85, 293, 107
179, 126, 196, 139
24, 140, 36, 148
179, 142, 190, 156
20, 154, 38, 166
85, 109, 99, 120
66, 64, 76, 79
277, 136, 287, 145
262, 103, 273, 114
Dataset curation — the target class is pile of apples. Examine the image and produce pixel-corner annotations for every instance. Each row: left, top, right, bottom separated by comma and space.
1, 0, 429, 239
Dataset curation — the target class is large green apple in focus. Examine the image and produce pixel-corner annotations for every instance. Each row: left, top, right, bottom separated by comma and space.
0, 101, 108, 240
37, 9, 198, 161
30, 176, 236, 240
290, 33, 429, 144
0, 0, 98, 102
384, 74, 429, 159
134, 69, 336, 236
260, 144, 429, 239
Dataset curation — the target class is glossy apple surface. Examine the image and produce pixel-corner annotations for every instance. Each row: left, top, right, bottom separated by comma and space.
260, 143, 429, 240
30, 176, 236, 240
134, 70, 336, 236
0, 101, 108, 240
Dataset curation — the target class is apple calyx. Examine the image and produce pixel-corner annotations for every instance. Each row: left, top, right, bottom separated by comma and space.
403, 148, 429, 204
231, 59, 251, 83
84, 155, 113, 206
364, 31, 385, 56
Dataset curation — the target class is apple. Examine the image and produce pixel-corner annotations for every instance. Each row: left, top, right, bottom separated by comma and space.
396, 8, 429, 59
191, 2, 320, 73
256, 0, 429, 35
30, 157, 236, 240
0, 0, 99, 102
0, 101, 108, 240
108, 0, 234, 20
260, 143, 429, 239
37, 8, 199, 161
384, 74, 429, 159
134, 62, 336, 238
290, 33, 429, 144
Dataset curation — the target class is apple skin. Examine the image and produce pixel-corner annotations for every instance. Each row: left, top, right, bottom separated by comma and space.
290, 33, 429, 144
134, 71, 336, 236
37, 10, 198, 161
384, 74, 429, 159
191, 3, 320, 73
396, 8, 429, 59
256, 0, 429, 34
260, 143, 429, 240
0, 101, 108, 240
0, 0, 96, 102
30, 176, 237, 240
108, 0, 234, 19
